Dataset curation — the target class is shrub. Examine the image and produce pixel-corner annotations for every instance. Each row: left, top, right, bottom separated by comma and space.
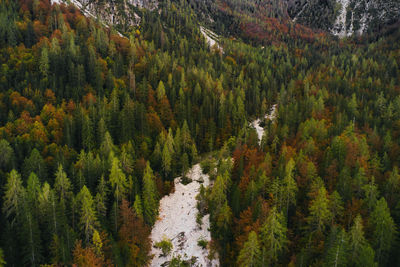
197, 238, 208, 249
155, 237, 173, 256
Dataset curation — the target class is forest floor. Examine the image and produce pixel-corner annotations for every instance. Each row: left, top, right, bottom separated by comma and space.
149, 164, 219, 267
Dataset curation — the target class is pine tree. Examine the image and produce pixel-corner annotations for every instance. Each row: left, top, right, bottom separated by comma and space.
54, 164, 72, 202
370, 197, 396, 265
23, 149, 47, 180
362, 177, 379, 212
3, 170, 24, 225
307, 184, 332, 233
82, 114, 94, 151
133, 194, 144, 220
21, 208, 42, 266
156, 81, 166, 101
260, 207, 287, 265
109, 157, 127, 232
0, 139, 13, 170
324, 227, 349, 267
100, 131, 115, 159
109, 157, 128, 203
77, 186, 98, 244
39, 46, 49, 79
385, 167, 400, 207
94, 176, 108, 220
237, 231, 261, 267
161, 142, 172, 178
26, 173, 41, 213
281, 158, 297, 217
142, 162, 158, 225
349, 215, 376, 267
24, 173, 43, 266
209, 175, 228, 214
329, 191, 344, 225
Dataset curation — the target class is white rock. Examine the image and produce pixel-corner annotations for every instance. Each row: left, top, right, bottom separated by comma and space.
149, 164, 219, 267
200, 26, 222, 52
251, 104, 277, 145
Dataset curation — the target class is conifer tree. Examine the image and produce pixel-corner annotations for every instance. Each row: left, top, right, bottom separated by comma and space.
237, 231, 261, 267
370, 197, 396, 265
307, 184, 332, 233
109, 157, 127, 232
3, 170, 24, 225
156, 81, 166, 101
281, 158, 297, 217
133, 195, 144, 220
77, 186, 98, 244
324, 227, 349, 267
0, 139, 13, 170
95, 176, 108, 219
23, 149, 47, 180
349, 215, 376, 267
260, 207, 287, 265
39, 46, 49, 79
54, 164, 72, 202
162, 143, 172, 178
142, 162, 158, 225
26, 173, 41, 213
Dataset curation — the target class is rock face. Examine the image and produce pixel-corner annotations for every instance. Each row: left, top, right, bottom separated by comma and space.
52, 0, 400, 38
51, 0, 158, 30
288, 0, 400, 36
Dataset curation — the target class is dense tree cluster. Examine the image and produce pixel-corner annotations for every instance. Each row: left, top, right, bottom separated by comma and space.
207, 22, 400, 267
0, 0, 399, 266
0, 0, 291, 265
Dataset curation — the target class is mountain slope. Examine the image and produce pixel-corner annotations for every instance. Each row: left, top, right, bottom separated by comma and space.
289, 0, 400, 37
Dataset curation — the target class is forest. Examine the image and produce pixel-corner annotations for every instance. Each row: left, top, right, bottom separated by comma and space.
0, 0, 399, 266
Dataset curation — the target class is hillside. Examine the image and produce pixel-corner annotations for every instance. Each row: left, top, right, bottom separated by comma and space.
0, 0, 399, 266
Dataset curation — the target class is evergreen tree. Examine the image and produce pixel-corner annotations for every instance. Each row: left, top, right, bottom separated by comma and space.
94, 176, 108, 220
281, 158, 297, 217
156, 81, 166, 101
237, 231, 261, 267
142, 162, 158, 225
54, 164, 72, 202
370, 197, 396, 265
133, 194, 144, 220
23, 149, 47, 180
260, 207, 287, 265
77, 186, 98, 244
3, 170, 24, 225
0, 139, 13, 170
349, 215, 376, 267
161, 142, 172, 178
39, 46, 49, 80
324, 227, 349, 267
307, 184, 332, 233
109, 157, 127, 232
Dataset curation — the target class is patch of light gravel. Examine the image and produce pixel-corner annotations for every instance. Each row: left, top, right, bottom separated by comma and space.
251, 104, 277, 145
149, 164, 219, 267
200, 26, 222, 52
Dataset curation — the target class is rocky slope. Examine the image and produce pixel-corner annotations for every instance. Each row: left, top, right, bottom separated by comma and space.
194, 0, 400, 37
51, 0, 157, 31
52, 0, 400, 38
288, 0, 400, 36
